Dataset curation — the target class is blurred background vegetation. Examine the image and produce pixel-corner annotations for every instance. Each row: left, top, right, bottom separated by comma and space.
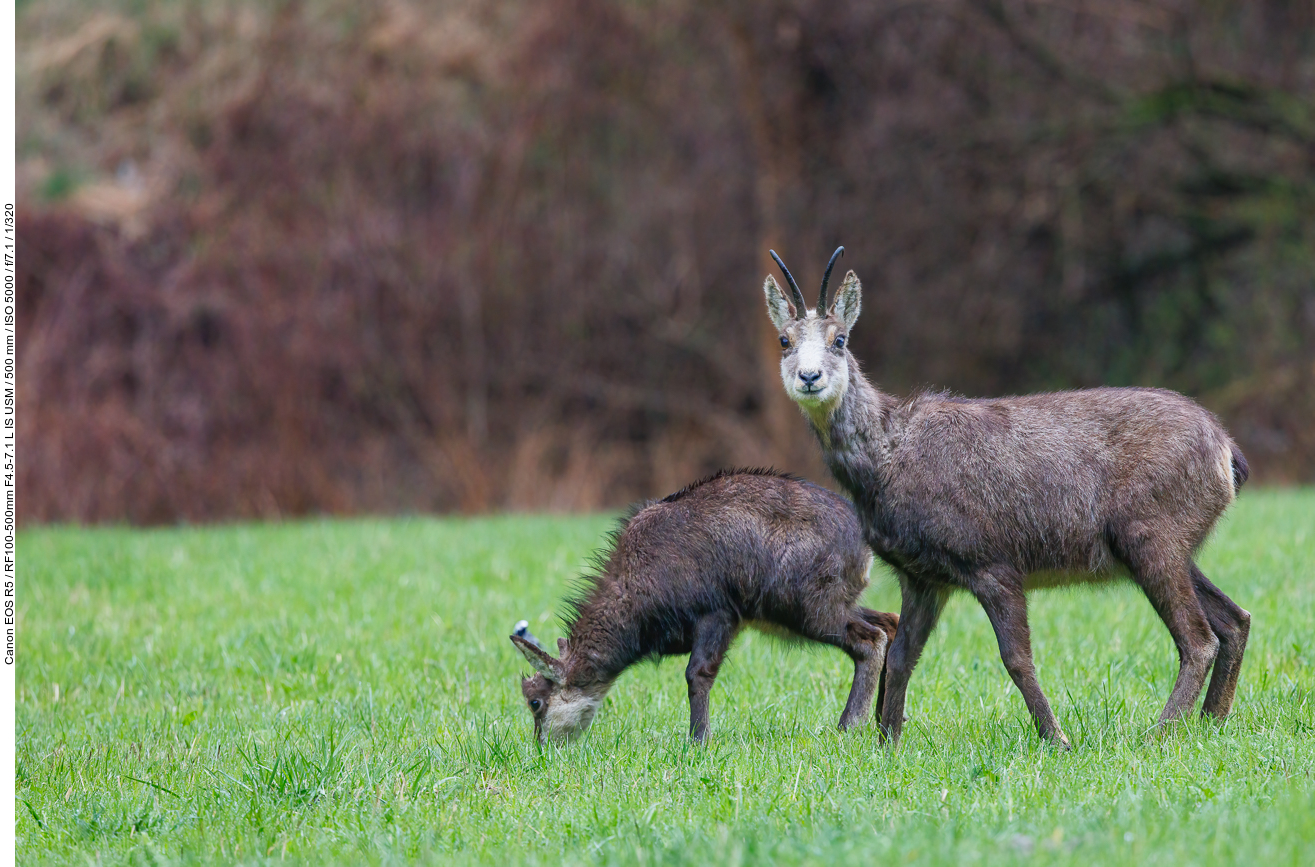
16, 0, 1315, 523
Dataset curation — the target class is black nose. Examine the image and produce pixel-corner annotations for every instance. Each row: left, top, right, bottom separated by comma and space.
799, 370, 821, 387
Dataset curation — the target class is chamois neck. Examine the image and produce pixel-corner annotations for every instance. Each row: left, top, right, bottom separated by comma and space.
812, 355, 887, 446
562, 588, 638, 687
807, 354, 894, 488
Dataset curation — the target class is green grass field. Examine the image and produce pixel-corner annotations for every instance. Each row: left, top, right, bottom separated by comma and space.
16, 490, 1315, 865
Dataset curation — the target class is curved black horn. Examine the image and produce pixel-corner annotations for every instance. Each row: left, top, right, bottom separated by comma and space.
770, 250, 808, 314
819, 246, 844, 311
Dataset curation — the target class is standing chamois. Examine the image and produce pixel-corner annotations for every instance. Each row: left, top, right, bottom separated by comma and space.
509, 469, 899, 744
763, 248, 1251, 749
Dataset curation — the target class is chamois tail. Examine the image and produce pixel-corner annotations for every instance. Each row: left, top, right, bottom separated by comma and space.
1230, 444, 1250, 493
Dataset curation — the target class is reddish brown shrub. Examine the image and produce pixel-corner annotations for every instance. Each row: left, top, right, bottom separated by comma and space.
17, 0, 1315, 522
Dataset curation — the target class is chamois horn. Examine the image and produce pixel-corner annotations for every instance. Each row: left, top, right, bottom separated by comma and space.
770, 250, 808, 315
513, 620, 543, 650
819, 246, 844, 311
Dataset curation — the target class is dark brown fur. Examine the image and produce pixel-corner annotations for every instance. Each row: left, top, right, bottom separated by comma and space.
765, 263, 1251, 748
511, 469, 899, 743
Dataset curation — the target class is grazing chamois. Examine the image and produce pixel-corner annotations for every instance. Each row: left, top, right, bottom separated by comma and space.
509, 469, 899, 745
763, 248, 1251, 749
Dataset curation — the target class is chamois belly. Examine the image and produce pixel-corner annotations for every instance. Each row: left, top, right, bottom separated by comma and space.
1023, 568, 1126, 591
745, 620, 809, 644
862, 506, 1120, 584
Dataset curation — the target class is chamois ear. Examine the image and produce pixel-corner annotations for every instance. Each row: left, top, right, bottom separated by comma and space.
830, 270, 862, 331
511, 634, 564, 684
764, 275, 796, 331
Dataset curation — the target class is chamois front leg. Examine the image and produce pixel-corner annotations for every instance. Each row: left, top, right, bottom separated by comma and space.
972, 571, 1069, 748
880, 580, 946, 747
686, 612, 736, 742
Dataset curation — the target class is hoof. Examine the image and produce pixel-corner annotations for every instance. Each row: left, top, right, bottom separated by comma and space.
1045, 731, 1072, 751
1146, 717, 1189, 742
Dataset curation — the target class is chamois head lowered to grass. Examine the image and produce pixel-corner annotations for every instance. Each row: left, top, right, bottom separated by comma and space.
509, 470, 899, 745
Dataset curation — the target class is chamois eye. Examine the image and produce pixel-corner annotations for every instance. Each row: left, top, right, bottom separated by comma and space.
530, 699, 541, 711
780, 335, 790, 348
834, 335, 846, 349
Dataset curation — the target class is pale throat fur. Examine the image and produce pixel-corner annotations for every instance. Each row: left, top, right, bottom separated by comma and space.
787, 343, 890, 465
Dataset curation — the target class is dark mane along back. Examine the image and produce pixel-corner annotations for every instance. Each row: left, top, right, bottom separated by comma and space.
559, 468, 799, 639
657, 467, 799, 505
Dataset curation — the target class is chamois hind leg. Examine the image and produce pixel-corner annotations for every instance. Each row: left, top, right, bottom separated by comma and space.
880, 578, 947, 747
859, 608, 899, 720
790, 599, 889, 731
1116, 535, 1219, 726
1191, 563, 1250, 719
971, 569, 1069, 748
686, 612, 737, 742
834, 612, 889, 731
859, 607, 900, 643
